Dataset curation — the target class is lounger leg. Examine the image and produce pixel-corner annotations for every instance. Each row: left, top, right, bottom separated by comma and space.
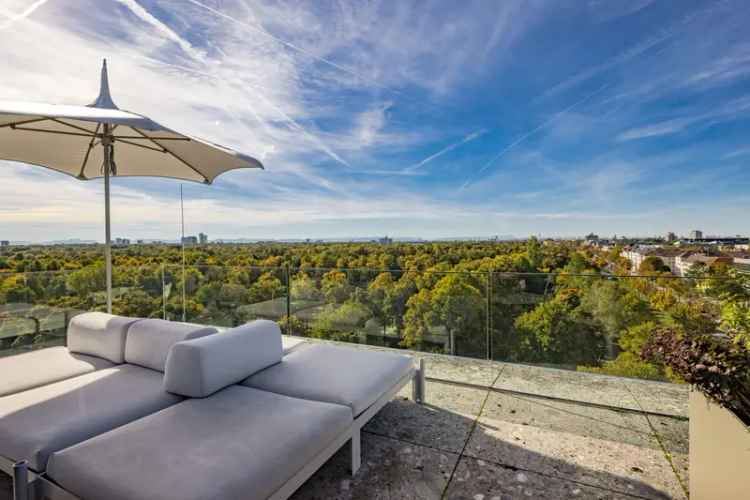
412, 359, 426, 404
350, 429, 361, 476
12, 461, 28, 500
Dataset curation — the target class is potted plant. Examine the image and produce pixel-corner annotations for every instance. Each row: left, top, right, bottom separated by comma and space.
642, 323, 750, 500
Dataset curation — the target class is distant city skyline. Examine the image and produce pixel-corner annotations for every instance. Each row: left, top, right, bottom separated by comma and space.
1, 1, 749, 241
3, 230, 748, 246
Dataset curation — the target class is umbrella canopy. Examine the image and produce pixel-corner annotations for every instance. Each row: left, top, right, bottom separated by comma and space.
0, 60, 264, 312
0, 61, 263, 183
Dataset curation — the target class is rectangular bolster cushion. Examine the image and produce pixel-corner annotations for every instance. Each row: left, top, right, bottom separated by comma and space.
124, 319, 218, 372
164, 320, 283, 398
67, 312, 140, 364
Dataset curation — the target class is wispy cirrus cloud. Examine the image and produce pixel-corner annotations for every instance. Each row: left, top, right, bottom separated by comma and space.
617, 96, 750, 142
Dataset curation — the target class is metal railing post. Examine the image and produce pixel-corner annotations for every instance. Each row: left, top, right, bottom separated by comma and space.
161, 263, 167, 320
13, 460, 28, 500
285, 264, 292, 335
412, 358, 426, 403
486, 270, 492, 361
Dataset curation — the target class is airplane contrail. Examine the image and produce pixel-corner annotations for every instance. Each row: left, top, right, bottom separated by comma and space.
404, 129, 487, 173
460, 84, 609, 190
0, 0, 50, 31
116, 0, 205, 62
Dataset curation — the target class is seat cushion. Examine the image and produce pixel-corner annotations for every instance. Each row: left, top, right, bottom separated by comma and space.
164, 320, 282, 398
243, 344, 414, 416
47, 386, 352, 500
0, 346, 114, 397
67, 312, 140, 363
124, 319, 217, 372
0, 364, 181, 471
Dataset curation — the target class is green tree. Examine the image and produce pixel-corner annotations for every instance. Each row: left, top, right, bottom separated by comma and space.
429, 274, 485, 356
514, 295, 605, 365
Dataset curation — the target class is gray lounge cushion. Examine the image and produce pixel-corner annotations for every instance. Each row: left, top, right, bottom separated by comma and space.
67, 312, 140, 363
243, 344, 414, 416
125, 319, 217, 372
164, 320, 282, 398
0, 346, 113, 397
0, 364, 181, 471
47, 386, 352, 500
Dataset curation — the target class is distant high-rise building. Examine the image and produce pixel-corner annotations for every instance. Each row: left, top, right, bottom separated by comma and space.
665, 232, 676, 243
378, 236, 393, 244
199, 233, 208, 245
690, 230, 703, 240
114, 238, 130, 246
0, 240, 9, 247
182, 236, 198, 245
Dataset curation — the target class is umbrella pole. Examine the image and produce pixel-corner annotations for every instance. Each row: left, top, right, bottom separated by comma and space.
103, 124, 113, 314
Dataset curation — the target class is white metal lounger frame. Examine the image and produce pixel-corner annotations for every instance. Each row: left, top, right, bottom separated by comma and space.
8, 358, 426, 500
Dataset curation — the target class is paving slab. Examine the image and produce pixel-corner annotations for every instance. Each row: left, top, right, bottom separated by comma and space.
625, 379, 689, 418
290, 433, 459, 500
444, 455, 640, 500
365, 381, 488, 453
466, 393, 685, 500
420, 353, 502, 387
645, 415, 689, 493
493, 363, 642, 410
475, 393, 659, 450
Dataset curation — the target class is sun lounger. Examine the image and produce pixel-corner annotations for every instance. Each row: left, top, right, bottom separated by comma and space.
12, 320, 423, 500
7, 321, 423, 500
0, 312, 137, 397
0, 319, 217, 474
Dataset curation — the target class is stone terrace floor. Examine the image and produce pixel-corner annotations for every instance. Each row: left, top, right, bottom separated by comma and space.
290, 344, 690, 500
0, 344, 689, 500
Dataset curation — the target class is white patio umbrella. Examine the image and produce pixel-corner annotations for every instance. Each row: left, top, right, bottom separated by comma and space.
0, 60, 264, 313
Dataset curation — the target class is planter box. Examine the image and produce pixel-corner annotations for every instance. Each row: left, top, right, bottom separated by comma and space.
690, 390, 750, 500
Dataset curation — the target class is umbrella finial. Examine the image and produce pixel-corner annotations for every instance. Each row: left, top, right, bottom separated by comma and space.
89, 58, 118, 109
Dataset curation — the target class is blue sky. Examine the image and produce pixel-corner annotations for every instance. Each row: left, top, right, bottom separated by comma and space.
1, 0, 749, 242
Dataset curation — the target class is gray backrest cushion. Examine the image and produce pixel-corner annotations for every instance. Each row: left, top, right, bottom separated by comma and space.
125, 320, 218, 372
164, 320, 283, 398
67, 313, 140, 364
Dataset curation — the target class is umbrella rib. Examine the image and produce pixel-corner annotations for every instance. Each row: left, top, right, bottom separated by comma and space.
131, 128, 210, 183
115, 137, 168, 153
50, 118, 99, 135
112, 136, 191, 141
8, 125, 96, 138
0, 117, 50, 128
78, 123, 103, 179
